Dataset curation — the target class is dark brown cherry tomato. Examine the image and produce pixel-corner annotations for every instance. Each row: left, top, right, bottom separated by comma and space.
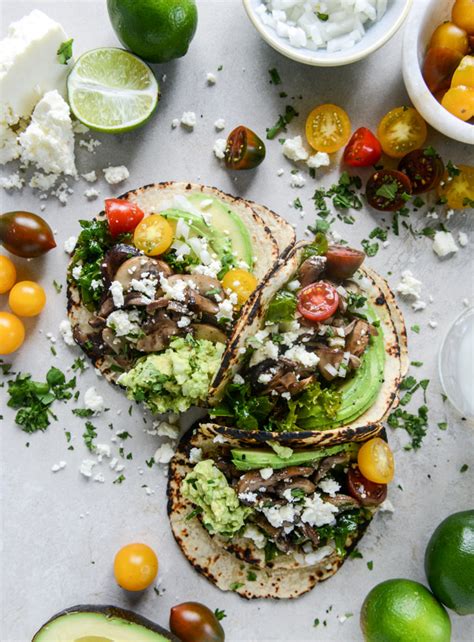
224, 125, 266, 170
105, 198, 144, 236
398, 149, 445, 194
324, 245, 365, 281
170, 602, 225, 642
0, 211, 56, 258
297, 281, 339, 322
366, 169, 412, 212
343, 127, 382, 167
347, 465, 387, 507
423, 47, 464, 93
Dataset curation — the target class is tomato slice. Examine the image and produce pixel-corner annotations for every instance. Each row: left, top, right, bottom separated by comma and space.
442, 85, 474, 120
224, 126, 266, 170
423, 47, 464, 93
133, 214, 174, 256
305, 104, 352, 154
357, 437, 395, 484
347, 465, 387, 507
221, 268, 257, 306
324, 245, 365, 280
297, 281, 339, 322
398, 149, 445, 194
451, 55, 474, 88
366, 169, 413, 211
437, 164, 474, 209
377, 107, 427, 159
428, 21, 469, 55
105, 199, 144, 237
343, 127, 382, 167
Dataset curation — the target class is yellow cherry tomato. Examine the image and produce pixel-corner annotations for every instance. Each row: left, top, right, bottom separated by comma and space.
0, 255, 17, 294
133, 214, 173, 256
377, 107, 427, 158
438, 164, 474, 209
451, 55, 474, 88
9, 281, 46, 317
442, 85, 474, 120
358, 437, 394, 484
305, 104, 352, 153
429, 21, 469, 55
221, 268, 258, 306
114, 543, 158, 592
452, 0, 474, 35
0, 312, 25, 355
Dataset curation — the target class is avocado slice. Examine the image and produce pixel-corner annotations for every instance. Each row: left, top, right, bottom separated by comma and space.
32, 605, 179, 642
231, 443, 354, 471
187, 193, 253, 267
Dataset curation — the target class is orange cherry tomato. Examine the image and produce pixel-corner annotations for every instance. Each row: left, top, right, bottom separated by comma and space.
429, 21, 469, 54
0, 312, 25, 355
9, 281, 46, 317
305, 104, 351, 153
357, 437, 395, 484
114, 543, 158, 592
221, 268, 257, 306
451, 55, 474, 87
452, 0, 474, 35
423, 47, 464, 93
438, 164, 474, 209
442, 85, 474, 120
133, 214, 174, 256
0, 255, 17, 294
377, 107, 427, 159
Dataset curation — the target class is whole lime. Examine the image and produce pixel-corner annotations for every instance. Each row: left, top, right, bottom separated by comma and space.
107, 0, 198, 64
361, 579, 451, 642
425, 510, 474, 615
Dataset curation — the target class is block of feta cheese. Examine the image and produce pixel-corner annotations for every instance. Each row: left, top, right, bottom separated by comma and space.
19, 90, 76, 176
0, 10, 70, 125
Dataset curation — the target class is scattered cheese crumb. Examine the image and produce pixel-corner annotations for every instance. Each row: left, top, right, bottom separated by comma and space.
282, 135, 309, 162
432, 231, 458, 257
181, 111, 196, 129
214, 118, 225, 131
153, 443, 175, 464
59, 319, 74, 346
84, 386, 105, 415
85, 188, 99, 200
206, 72, 217, 85
63, 236, 77, 254
171, 118, 180, 129
213, 138, 227, 159
290, 171, 306, 188
458, 231, 468, 247
51, 461, 66, 473
307, 151, 330, 169
79, 459, 96, 478
0, 172, 24, 190
82, 170, 97, 182
103, 165, 129, 185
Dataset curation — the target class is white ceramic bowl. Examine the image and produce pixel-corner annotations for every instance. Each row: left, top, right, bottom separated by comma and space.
403, 0, 474, 144
243, 0, 412, 67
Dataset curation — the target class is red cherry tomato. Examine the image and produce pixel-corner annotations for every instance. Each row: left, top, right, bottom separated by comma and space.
105, 199, 144, 237
324, 245, 365, 281
423, 47, 464, 93
170, 602, 225, 642
224, 126, 266, 170
366, 169, 413, 212
343, 127, 382, 167
347, 465, 387, 507
297, 281, 339, 322
398, 149, 445, 194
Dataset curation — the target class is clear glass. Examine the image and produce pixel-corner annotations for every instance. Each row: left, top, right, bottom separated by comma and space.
438, 306, 474, 421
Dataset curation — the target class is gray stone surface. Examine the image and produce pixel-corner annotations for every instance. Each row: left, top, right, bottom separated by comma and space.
1, 1, 473, 641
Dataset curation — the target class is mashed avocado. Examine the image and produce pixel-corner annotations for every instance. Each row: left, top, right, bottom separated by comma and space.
118, 337, 225, 414
182, 460, 252, 537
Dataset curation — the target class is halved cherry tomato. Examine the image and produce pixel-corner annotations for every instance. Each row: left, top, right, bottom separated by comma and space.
428, 21, 469, 55
133, 214, 174, 256
324, 245, 365, 280
224, 126, 266, 170
170, 602, 225, 642
305, 104, 351, 154
105, 199, 144, 237
357, 437, 395, 484
0, 312, 25, 355
437, 164, 474, 208
0, 255, 16, 294
452, 0, 474, 35
0, 211, 56, 258
442, 85, 474, 120
451, 55, 474, 87
297, 281, 339, 322
366, 169, 412, 211
398, 149, 445, 194
423, 47, 464, 93
221, 268, 257, 306
377, 107, 427, 158
9, 281, 46, 317
343, 127, 382, 167
114, 543, 158, 592
347, 465, 387, 507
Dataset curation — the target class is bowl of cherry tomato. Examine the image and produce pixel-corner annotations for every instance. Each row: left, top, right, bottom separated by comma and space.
403, 0, 474, 144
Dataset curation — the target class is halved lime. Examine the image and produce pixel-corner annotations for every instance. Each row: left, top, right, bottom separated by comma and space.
67, 48, 159, 133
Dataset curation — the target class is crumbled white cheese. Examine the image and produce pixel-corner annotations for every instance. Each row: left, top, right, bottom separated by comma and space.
82, 170, 97, 182
262, 503, 297, 528
189, 447, 203, 463
29, 171, 58, 191
282, 135, 309, 162
93, 473, 105, 483
258, 372, 273, 384
95, 443, 111, 461
153, 420, 179, 440
238, 491, 258, 503
290, 171, 306, 188
214, 118, 226, 131
160, 275, 191, 302
177, 316, 191, 328
301, 494, 338, 527
0, 172, 24, 190
63, 236, 77, 254
79, 459, 96, 478
307, 152, 330, 169
109, 280, 124, 308
243, 524, 266, 548
153, 443, 175, 464
130, 276, 157, 300
59, 319, 74, 346
171, 118, 180, 129
84, 188, 99, 200
458, 231, 468, 247
51, 461, 66, 473
433, 231, 458, 257
79, 138, 101, 153
284, 345, 319, 368
287, 279, 300, 291
181, 111, 196, 129
0, 123, 20, 164
206, 72, 217, 85
72, 265, 82, 280
396, 270, 423, 300
103, 165, 129, 185
249, 340, 279, 366
318, 478, 341, 497
84, 386, 105, 415
259, 467, 273, 480
213, 138, 227, 159
213, 434, 227, 444
379, 498, 395, 513
429, 319, 438, 329
216, 298, 235, 322
233, 373, 245, 385
277, 168, 285, 176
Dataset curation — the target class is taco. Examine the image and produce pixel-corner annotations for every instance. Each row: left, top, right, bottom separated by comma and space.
67, 182, 295, 414
168, 422, 391, 599
208, 239, 408, 438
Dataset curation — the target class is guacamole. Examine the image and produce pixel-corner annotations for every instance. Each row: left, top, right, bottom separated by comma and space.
182, 460, 252, 537
118, 337, 225, 414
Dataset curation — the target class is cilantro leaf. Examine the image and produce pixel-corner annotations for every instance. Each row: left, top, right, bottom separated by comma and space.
57, 39, 74, 64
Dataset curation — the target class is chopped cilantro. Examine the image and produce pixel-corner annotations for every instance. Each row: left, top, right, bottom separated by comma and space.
72, 408, 94, 418
412, 196, 425, 208
446, 160, 460, 178
186, 507, 203, 521
230, 582, 244, 591
369, 226, 388, 241
313, 618, 320, 627
266, 105, 298, 140
113, 474, 126, 484
52, 280, 63, 293
463, 197, 474, 207
268, 67, 281, 85
145, 457, 155, 468
317, 12, 329, 20
50, 346, 57, 356
375, 181, 399, 201
116, 430, 132, 440
247, 570, 257, 581
423, 146, 438, 157
361, 239, 379, 257
411, 361, 423, 367
71, 357, 87, 373
460, 464, 468, 473
214, 609, 227, 621
367, 561, 374, 570
411, 324, 420, 334
83, 421, 97, 451
349, 549, 363, 559
293, 197, 303, 210
57, 38, 73, 64
437, 422, 448, 431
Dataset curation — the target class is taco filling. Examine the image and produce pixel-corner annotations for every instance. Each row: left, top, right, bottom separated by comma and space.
211, 240, 385, 431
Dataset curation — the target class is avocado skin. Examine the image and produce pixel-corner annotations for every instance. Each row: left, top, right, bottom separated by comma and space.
32, 604, 180, 641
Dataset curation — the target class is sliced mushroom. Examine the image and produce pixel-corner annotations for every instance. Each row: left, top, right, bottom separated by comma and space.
312, 453, 351, 485
324, 493, 361, 510
276, 477, 316, 497
166, 274, 224, 300
298, 256, 327, 288
72, 327, 105, 358
346, 319, 376, 357
114, 256, 172, 291
236, 466, 315, 495
101, 244, 140, 283
146, 298, 170, 314
189, 293, 219, 316
102, 327, 126, 354
298, 523, 320, 548
136, 318, 179, 352
97, 296, 115, 319
252, 514, 291, 553
314, 345, 344, 381
123, 293, 150, 308
190, 323, 227, 344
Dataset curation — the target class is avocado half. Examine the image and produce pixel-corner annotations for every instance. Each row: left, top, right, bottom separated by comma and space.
32, 605, 180, 642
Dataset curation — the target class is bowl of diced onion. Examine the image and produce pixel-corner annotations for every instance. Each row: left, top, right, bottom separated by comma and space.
243, 0, 413, 66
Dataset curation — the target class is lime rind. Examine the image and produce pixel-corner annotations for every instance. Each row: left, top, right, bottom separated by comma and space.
67, 47, 159, 133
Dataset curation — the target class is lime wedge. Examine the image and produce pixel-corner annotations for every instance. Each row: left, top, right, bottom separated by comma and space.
67, 48, 159, 133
